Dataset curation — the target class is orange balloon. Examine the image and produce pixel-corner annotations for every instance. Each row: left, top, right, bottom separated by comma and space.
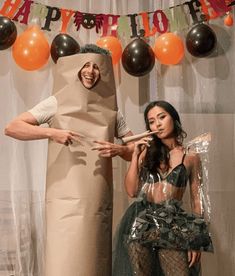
96, 36, 122, 65
224, 14, 233, 27
153, 33, 184, 65
12, 25, 50, 71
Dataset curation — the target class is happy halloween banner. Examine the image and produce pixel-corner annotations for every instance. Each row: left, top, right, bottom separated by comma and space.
0, 0, 233, 38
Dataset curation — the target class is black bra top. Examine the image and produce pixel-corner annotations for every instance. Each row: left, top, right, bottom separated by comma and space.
152, 153, 188, 188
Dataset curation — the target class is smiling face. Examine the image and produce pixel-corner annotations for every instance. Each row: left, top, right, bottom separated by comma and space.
147, 106, 175, 140
79, 61, 100, 89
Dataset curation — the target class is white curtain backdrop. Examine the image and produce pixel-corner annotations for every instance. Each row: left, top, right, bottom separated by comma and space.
0, 0, 234, 275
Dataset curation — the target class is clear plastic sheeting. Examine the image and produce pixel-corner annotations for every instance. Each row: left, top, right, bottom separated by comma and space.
0, 191, 44, 276
186, 132, 212, 222
127, 133, 213, 252
186, 132, 211, 154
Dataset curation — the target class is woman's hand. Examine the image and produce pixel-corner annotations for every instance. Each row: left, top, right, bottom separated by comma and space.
133, 136, 152, 157
188, 250, 201, 267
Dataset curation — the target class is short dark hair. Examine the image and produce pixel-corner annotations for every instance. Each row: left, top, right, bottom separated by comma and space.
79, 44, 110, 56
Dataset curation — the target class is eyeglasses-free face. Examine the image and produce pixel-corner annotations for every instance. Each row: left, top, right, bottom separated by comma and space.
147, 106, 175, 140
79, 61, 100, 89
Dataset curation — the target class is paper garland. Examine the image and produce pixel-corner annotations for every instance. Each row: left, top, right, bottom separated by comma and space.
0, 0, 233, 38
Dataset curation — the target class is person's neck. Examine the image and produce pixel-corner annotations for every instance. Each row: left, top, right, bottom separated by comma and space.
162, 138, 180, 151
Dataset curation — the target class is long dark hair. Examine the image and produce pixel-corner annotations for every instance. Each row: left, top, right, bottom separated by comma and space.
142, 101, 187, 173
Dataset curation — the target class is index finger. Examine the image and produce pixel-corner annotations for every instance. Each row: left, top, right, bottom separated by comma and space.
93, 140, 111, 146
91, 145, 106, 151
70, 131, 85, 138
122, 130, 158, 144
144, 130, 159, 136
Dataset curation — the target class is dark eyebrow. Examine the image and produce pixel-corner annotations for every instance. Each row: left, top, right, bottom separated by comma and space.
148, 111, 166, 121
157, 112, 166, 117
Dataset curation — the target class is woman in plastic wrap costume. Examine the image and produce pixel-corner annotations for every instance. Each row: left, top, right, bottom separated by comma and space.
113, 101, 213, 276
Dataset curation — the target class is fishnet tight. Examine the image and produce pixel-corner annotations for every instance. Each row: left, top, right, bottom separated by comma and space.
128, 242, 154, 276
128, 242, 189, 276
158, 248, 189, 276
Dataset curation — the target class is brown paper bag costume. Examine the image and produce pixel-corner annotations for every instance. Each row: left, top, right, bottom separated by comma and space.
45, 53, 117, 276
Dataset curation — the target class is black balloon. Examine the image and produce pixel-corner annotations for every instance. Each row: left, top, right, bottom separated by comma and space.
122, 38, 155, 77
50, 33, 80, 63
0, 16, 17, 50
186, 23, 217, 58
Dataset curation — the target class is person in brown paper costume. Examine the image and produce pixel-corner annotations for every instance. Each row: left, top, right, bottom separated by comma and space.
5, 44, 133, 276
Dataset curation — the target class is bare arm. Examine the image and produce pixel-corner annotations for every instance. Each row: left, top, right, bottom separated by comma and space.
124, 152, 140, 197
124, 138, 149, 197
4, 112, 81, 145
188, 153, 203, 267
5, 112, 52, 140
189, 153, 203, 216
